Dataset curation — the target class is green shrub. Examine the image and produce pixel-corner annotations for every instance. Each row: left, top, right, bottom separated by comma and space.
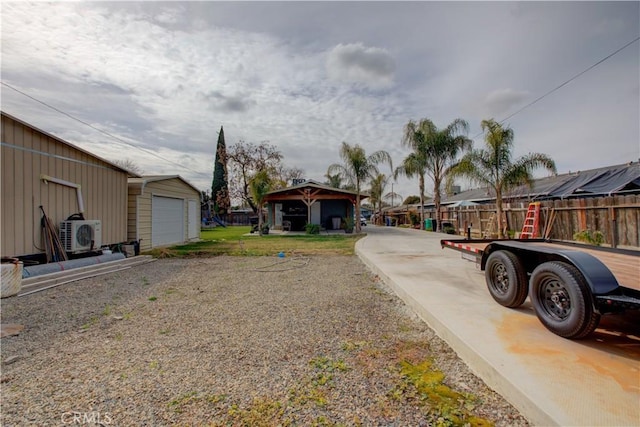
573, 229, 604, 246
342, 218, 354, 233
305, 223, 320, 234
442, 226, 456, 235
408, 212, 420, 227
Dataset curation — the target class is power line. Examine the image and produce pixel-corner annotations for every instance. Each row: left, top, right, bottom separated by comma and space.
1, 81, 209, 177
473, 36, 640, 140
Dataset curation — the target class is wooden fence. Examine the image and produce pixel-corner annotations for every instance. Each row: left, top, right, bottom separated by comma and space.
419, 195, 640, 249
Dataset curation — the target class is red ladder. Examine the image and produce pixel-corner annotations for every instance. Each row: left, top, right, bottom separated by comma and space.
521, 202, 541, 239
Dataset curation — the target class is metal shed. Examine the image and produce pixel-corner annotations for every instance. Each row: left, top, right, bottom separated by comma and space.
127, 176, 201, 251
1, 112, 130, 258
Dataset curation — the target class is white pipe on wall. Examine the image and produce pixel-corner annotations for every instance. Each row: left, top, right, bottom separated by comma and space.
40, 174, 85, 214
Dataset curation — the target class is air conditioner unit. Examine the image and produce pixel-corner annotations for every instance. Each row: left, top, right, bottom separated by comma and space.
60, 220, 102, 253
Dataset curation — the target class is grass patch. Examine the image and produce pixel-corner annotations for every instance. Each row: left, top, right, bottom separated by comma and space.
392, 358, 494, 427
102, 304, 111, 316
167, 392, 227, 414
146, 226, 364, 257
80, 316, 98, 330
227, 397, 290, 426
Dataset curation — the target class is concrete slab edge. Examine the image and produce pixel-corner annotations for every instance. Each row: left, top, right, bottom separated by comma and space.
355, 242, 556, 427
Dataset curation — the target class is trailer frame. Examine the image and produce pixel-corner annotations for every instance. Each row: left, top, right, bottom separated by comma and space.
440, 238, 640, 338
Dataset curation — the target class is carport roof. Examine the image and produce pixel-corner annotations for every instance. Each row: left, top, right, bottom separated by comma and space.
264, 180, 367, 202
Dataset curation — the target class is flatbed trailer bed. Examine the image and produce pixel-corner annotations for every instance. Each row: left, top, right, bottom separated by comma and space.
441, 238, 640, 339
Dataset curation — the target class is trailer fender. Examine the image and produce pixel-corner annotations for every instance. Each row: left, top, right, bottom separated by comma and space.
481, 242, 620, 296
553, 251, 620, 295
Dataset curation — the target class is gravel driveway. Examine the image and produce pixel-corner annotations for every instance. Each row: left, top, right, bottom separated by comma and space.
1, 255, 528, 426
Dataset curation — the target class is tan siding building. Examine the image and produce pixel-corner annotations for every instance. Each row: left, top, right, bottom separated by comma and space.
128, 176, 201, 251
1, 112, 130, 258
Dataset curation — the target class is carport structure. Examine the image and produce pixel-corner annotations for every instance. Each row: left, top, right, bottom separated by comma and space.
263, 180, 367, 231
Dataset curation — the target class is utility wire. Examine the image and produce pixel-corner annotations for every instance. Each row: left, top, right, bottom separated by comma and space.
1, 81, 209, 177
473, 36, 640, 140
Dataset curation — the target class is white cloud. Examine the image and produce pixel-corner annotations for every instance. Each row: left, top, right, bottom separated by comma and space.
482, 88, 530, 119
1, 1, 638, 202
326, 43, 395, 89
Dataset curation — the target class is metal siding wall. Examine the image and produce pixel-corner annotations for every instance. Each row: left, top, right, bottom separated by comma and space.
2, 120, 17, 252
1, 114, 128, 257
138, 193, 153, 251
15, 126, 26, 251
28, 129, 42, 253
127, 191, 138, 242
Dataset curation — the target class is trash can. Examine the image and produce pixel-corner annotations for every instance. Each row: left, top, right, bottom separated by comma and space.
1, 258, 22, 298
425, 218, 433, 231
331, 216, 341, 230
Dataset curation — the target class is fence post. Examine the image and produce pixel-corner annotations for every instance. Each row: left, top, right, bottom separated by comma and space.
610, 206, 618, 248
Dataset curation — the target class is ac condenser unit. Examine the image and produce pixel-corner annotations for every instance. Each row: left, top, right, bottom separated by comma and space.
60, 220, 102, 253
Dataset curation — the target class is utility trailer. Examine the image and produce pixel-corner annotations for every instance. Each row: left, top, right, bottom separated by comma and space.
440, 238, 640, 339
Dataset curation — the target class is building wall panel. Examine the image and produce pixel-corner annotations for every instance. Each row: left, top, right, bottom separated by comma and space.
1, 113, 129, 258
138, 194, 153, 251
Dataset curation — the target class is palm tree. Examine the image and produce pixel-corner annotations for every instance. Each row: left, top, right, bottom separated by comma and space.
449, 119, 557, 238
249, 169, 273, 236
368, 173, 389, 225
324, 172, 343, 189
328, 142, 392, 233
398, 118, 472, 231
395, 148, 428, 229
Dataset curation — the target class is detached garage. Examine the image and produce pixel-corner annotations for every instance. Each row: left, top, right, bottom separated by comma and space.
128, 176, 201, 251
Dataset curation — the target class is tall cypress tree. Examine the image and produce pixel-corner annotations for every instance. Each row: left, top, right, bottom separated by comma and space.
211, 126, 230, 215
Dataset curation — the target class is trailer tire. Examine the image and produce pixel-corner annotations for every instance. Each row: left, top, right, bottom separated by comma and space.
530, 261, 600, 339
485, 250, 528, 308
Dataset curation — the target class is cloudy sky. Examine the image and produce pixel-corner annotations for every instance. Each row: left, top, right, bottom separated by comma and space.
2, 1, 639, 202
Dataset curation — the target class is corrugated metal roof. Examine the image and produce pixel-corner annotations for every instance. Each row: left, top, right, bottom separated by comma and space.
441, 161, 640, 205
1, 111, 136, 176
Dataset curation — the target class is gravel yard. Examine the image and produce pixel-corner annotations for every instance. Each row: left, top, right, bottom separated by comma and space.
1, 255, 529, 426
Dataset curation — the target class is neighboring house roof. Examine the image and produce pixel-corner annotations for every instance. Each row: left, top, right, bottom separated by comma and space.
128, 175, 201, 195
442, 162, 640, 205
441, 187, 495, 204
1, 111, 136, 177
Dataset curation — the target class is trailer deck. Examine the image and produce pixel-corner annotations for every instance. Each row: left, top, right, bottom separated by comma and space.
443, 240, 640, 292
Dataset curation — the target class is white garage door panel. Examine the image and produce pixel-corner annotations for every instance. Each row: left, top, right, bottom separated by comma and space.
152, 196, 184, 247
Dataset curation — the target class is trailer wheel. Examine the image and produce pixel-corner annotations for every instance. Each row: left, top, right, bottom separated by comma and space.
530, 261, 600, 339
485, 250, 528, 308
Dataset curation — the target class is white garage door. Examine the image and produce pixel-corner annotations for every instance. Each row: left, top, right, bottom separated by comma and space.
152, 196, 184, 247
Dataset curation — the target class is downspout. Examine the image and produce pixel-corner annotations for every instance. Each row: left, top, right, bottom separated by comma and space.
40, 174, 84, 214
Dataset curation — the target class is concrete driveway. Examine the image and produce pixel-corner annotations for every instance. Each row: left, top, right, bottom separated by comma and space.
355, 225, 640, 427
